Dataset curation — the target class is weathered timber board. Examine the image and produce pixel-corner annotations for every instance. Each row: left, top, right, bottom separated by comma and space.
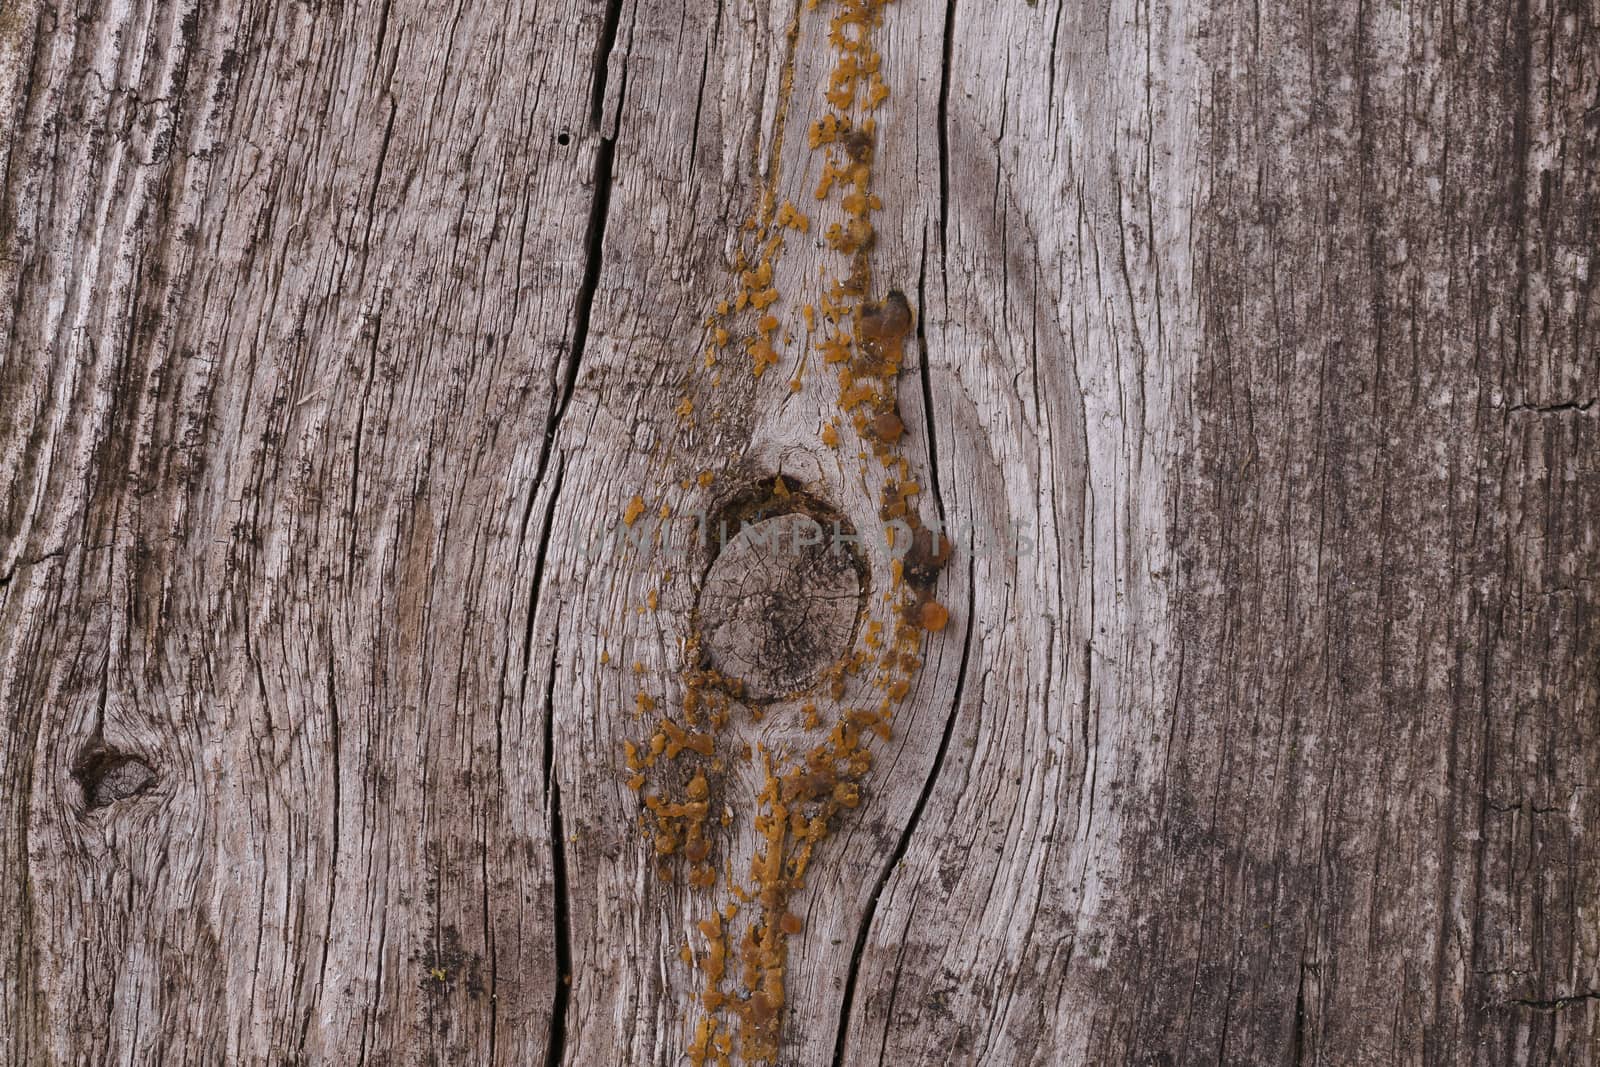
1, 0, 1596, 1065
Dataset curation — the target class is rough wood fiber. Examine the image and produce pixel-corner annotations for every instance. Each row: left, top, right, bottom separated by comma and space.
1143, 2, 1600, 1064
833, 1, 1200, 1063
2, 1, 1596, 1066
0, 0, 609, 1061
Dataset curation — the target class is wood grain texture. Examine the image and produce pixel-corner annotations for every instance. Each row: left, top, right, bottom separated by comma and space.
1, 0, 608, 1061
1150, 2, 1600, 1063
835, 0, 1200, 1063
2, 0, 1596, 1064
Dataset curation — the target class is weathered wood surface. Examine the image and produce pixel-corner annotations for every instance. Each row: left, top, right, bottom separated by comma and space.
1, 1, 1596, 1066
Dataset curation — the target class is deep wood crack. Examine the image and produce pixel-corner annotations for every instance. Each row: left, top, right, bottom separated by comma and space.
831, 550, 975, 1066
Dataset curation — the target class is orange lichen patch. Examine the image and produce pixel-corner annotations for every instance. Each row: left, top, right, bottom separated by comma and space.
775, 200, 811, 232
825, 42, 880, 111
636, 692, 657, 714
814, 159, 849, 201
824, 218, 874, 255
919, 600, 950, 631
878, 478, 921, 521
698, 470, 716, 488
623, 495, 646, 526
688, 915, 734, 1065
740, 260, 774, 291
662, 718, 716, 759
818, 291, 846, 324
637, 0, 957, 1061
818, 332, 852, 364
808, 112, 850, 147
679, 711, 890, 1058
748, 338, 779, 377
838, 376, 879, 412
870, 411, 904, 442
840, 190, 882, 216
865, 72, 890, 109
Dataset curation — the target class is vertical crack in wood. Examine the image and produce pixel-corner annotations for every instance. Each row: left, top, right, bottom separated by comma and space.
361, 99, 398, 256
935, 0, 957, 260
370, 0, 394, 82
913, 233, 945, 526
1495, 20, 1537, 1031
530, 460, 567, 798
518, 462, 568, 1061
515, 443, 568, 1062
347, 316, 379, 578
830, 551, 976, 1067
303, 649, 343, 1057
543, 637, 571, 1067
511, 192, 586, 1063
482, 817, 499, 1064
589, 0, 626, 130
1506, 0, 1534, 371
688, 44, 713, 177
824, 11, 964, 1058
515, 452, 568, 740
532, 136, 614, 498
543, 797, 572, 1067
1291, 956, 1307, 1067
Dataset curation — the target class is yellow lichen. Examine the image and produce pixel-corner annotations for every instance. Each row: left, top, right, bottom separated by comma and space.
625, 2, 955, 1062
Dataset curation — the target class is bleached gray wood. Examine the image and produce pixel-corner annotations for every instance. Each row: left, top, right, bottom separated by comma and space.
4, 0, 1596, 1065
1, 0, 608, 1062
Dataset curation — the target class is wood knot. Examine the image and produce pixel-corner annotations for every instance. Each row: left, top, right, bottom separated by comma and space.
696, 498, 864, 702
73, 741, 156, 811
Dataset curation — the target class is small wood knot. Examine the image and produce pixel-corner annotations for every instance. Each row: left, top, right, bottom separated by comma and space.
697, 509, 864, 702
73, 742, 156, 810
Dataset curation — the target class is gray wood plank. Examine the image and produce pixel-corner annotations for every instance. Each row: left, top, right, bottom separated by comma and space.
0, 0, 607, 1061
3, 0, 1596, 1064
